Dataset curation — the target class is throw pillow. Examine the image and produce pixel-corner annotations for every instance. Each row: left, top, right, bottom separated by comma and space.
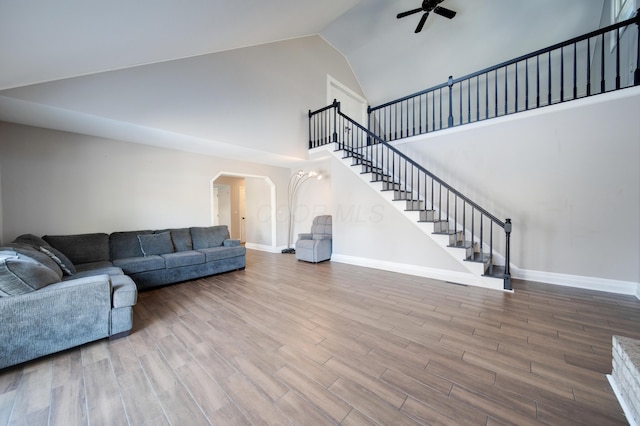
40, 246, 76, 276
138, 232, 175, 256
0, 254, 61, 296
4, 243, 64, 279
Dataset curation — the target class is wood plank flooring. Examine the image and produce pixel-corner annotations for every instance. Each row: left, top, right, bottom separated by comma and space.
1, 249, 639, 425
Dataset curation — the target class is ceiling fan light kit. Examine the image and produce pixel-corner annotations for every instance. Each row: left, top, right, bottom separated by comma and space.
397, 0, 457, 33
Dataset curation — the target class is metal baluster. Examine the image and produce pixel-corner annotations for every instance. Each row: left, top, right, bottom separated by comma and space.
536, 55, 541, 108
476, 76, 480, 121
485, 73, 490, 118
504, 65, 508, 114
601, 32, 606, 93
573, 42, 578, 99
560, 46, 565, 102
548, 51, 552, 105
525, 59, 529, 110
587, 38, 592, 96
494, 69, 498, 117
515, 62, 519, 113
616, 27, 621, 90
489, 221, 493, 275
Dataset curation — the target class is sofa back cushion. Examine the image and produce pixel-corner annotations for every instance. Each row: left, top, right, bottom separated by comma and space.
110, 230, 153, 260
190, 226, 230, 250
138, 232, 175, 256
0, 253, 61, 296
43, 233, 110, 265
168, 228, 193, 252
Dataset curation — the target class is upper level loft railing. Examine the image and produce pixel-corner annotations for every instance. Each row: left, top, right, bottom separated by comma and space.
368, 11, 640, 142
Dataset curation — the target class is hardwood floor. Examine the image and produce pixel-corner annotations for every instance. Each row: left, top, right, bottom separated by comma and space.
1, 249, 638, 425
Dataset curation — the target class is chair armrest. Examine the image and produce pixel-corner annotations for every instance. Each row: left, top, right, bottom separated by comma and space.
298, 233, 313, 240
313, 234, 332, 240
223, 239, 241, 247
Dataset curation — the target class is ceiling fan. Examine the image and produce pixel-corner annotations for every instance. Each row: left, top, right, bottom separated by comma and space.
397, 0, 457, 33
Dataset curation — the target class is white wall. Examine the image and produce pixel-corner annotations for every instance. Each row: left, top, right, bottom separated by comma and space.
330, 155, 467, 273
0, 122, 291, 246
244, 177, 274, 248
396, 88, 640, 290
0, 36, 365, 165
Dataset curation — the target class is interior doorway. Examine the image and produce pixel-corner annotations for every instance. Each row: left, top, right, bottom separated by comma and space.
213, 176, 244, 241
211, 172, 277, 251
327, 74, 368, 125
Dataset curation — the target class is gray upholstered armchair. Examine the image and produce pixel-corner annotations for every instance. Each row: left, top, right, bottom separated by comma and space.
295, 215, 332, 263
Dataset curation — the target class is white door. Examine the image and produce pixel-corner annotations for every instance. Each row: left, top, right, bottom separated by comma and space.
328, 75, 368, 125
239, 185, 246, 244
214, 184, 231, 229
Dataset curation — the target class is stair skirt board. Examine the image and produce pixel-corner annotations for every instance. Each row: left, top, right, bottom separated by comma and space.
331, 254, 510, 292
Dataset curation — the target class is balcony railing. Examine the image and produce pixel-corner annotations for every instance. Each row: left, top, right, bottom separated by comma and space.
368, 11, 640, 142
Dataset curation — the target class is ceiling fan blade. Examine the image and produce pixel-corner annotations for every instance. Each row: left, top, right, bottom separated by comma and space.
397, 7, 423, 19
434, 6, 456, 19
415, 12, 429, 33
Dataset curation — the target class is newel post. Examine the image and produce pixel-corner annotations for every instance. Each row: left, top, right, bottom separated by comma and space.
504, 218, 512, 290
332, 99, 340, 144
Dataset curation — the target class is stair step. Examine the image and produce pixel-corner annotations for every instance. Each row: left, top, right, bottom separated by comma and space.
432, 220, 449, 233
393, 190, 417, 200
418, 210, 437, 222
361, 165, 385, 174
483, 264, 506, 278
405, 200, 424, 211
381, 181, 402, 191
466, 251, 492, 265
370, 173, 392, 181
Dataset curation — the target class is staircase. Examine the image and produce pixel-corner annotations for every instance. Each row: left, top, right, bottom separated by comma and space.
309, 102, 512, 291
340, 144, 509, 291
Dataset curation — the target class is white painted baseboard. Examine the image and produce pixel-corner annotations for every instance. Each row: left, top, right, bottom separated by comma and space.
512, 267, 639, 297
244, 243, 280, 253
331, 253, 639, 297
331, 254, 508, 291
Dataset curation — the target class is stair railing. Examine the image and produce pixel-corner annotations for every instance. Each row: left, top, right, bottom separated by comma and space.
309, 102, 512, 290
368, 10, 640, 142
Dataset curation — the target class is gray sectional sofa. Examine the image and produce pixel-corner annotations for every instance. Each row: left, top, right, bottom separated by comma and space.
0, 225, 245, 369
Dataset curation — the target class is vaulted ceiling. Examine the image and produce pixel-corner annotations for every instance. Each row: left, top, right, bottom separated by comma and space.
0, 0, 605, 165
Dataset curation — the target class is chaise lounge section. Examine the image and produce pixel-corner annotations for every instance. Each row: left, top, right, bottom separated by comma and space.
0, 225, 245, 369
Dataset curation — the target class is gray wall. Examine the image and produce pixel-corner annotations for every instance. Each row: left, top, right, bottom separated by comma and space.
396, 88, 640, 288
0, 122, 290, 247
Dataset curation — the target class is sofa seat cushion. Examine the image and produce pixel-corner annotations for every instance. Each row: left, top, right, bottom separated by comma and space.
113, 256, 165, 274
161, 251, 205, 269
198, 246, 246, 262
110, 275, 138, 308
75, 261, 115, 272
0, 253, 61, 296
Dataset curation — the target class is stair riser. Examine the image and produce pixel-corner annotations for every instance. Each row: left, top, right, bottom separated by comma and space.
406, 200, 424, 211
